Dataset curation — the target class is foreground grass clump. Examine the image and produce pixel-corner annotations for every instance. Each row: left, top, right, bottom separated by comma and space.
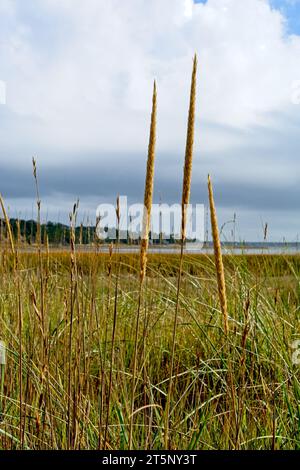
0, 250, 300, 450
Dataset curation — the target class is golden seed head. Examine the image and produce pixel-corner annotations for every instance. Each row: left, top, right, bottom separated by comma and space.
181, 55, 197, 241
140, 81, 157, 281
208, 175, 229, 335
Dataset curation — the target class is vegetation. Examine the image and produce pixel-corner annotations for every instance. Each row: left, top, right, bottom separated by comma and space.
0, 57, 299, 451
0, 250, 299, 449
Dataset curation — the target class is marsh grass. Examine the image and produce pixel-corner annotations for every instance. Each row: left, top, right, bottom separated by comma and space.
0, 249, 299, 449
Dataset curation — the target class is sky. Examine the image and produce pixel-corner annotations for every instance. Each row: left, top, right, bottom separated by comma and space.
196, 0, 300, 35
0, 0, 300, 242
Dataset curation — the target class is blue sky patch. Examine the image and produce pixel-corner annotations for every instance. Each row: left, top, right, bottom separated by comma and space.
270, 0, 300, 35
194, 0, 300, 35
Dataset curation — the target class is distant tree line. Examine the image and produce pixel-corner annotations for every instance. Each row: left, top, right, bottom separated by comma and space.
0, 218, 97, 245
0, 218, 180, 245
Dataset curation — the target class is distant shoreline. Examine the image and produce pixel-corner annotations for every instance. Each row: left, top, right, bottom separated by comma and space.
1, 242, 299, 255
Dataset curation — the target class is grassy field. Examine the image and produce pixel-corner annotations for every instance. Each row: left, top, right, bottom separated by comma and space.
0, 57, 299, 451
0, 249, 300, 450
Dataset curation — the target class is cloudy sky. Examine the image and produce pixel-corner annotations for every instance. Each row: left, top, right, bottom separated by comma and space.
0, 0, 300, 241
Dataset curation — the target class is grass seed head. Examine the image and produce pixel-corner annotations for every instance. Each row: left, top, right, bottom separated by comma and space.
208, 174, 229, 335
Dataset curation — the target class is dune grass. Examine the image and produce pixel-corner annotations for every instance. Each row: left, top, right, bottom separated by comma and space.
0, 249, 299, 449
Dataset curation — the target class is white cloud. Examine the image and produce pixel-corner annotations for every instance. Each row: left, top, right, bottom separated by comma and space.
1, 0, 300, 160
0, 0, 300, 239
184, 0, 194, 18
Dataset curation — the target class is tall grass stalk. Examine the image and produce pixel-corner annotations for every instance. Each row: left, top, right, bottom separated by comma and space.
67, 200, 79, 448
0, 341, 6, 422
98, 242, 113, 449
0, 194, 23, 447
164, 54, 197, 449
32, 158, 46, 350
129, 81, 157, 449
207, 175, 228, 335
0, 195, 15, 256
32, 158, 52, 447
208, 175, 239, 447
104, 196, 121, 449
